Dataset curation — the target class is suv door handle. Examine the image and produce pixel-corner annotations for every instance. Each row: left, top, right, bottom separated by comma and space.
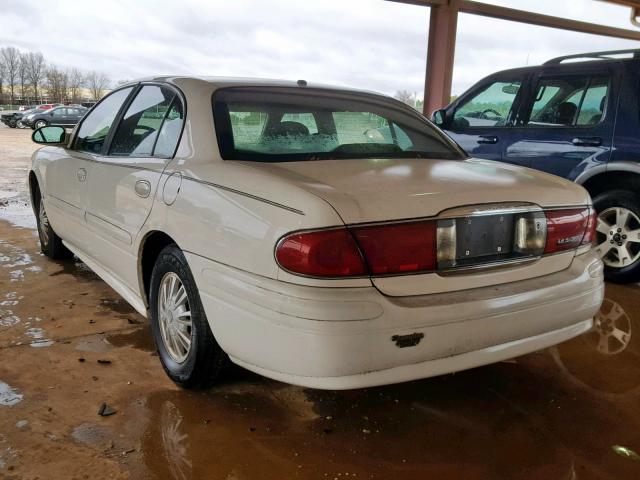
572, 137, 602, 147
477, 135, 499, 144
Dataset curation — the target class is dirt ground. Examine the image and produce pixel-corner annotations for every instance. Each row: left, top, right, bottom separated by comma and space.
1, 125, 640, 480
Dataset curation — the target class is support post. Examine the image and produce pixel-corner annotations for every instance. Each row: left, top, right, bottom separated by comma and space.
423, 0, 459, 116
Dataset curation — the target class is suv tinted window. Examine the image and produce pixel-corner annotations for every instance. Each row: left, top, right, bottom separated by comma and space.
109, 85, 176, 156
75, 87, 134, 154
525, 75, 609, 127
453, 81, 521, 128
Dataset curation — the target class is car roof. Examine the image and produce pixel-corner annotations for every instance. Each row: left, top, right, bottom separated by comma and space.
119, 75, 384, 97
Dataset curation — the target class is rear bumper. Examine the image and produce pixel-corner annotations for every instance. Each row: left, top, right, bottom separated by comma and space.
187, 250, 604, 389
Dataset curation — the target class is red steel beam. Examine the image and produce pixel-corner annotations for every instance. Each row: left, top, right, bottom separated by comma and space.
422, 0, 459, 115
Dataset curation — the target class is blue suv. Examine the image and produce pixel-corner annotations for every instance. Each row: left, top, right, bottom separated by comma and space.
433, 48, 640, 283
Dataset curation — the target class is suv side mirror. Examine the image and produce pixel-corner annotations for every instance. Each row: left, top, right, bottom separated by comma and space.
32, 126, 67, 145
431, 109, 447, 127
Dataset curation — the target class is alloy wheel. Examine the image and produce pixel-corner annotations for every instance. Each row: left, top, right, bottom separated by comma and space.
158, 272, 192, 363
595, 207, 640, 269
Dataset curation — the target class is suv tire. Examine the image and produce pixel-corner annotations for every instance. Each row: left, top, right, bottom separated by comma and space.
149, 244, 229, 388
593, 189, 640, 283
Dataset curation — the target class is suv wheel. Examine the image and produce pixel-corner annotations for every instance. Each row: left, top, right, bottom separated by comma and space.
149, 244, 228, 388
593, 190, 640, 283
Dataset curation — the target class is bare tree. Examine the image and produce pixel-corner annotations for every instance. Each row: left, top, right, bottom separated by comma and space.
25, 51, 46, 102
67, 68, 85, 103
86, 71, 110, 101
0, 46, 21, 105
47, 66, 69, 103
394, 90, 416, 107
18, 52, 29, 104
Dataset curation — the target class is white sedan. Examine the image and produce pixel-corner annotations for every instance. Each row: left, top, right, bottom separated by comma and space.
28, 77, 604, 389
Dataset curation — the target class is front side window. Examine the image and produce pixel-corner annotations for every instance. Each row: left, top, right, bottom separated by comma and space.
453, 80, 521, 128
75, 87, 134, 154
109, 85, 176, 156
51, 108, 66, 117
213, 88, 464, 162
525, 75, 609, 127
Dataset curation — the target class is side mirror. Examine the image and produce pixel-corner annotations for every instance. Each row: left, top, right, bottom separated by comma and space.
431, 109, 447, 127
32, 126, 67, 145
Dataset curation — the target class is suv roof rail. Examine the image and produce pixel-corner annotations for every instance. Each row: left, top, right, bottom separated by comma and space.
544, 48, 640, 65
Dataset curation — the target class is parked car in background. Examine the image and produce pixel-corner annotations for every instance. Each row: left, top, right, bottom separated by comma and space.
19, 105, 36, 112
36, 103, 60, 111
1, 107, 42, 128
433, 48, 640, 283
22, 105, 87, 129
28, 77, 603, 390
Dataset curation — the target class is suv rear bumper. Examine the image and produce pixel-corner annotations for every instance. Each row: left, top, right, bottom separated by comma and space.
188, 250, 604, 389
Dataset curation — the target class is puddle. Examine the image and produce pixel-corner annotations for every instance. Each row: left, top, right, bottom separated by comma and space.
107, 325, 155, 352
72, 423, 112, 447
0, 381, 23, 406
75, 335, 114, 353
0, 199, 36, 229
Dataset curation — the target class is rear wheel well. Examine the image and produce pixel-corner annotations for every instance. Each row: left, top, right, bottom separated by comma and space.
139, 231, 177, 308
581, 171, 640, 199
28, 171, 40, 213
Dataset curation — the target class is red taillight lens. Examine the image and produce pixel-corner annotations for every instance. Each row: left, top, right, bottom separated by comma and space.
350, 221, 437, 275
275, 228, 367, 277
582, 207, 597, 246
544, 208, 593, 254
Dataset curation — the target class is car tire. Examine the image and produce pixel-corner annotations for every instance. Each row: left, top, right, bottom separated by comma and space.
16, 121, 26, 129
593, 189, 640, 283
149, 244, 229, 388
35, 189, 72, 259
34, 120, 47, 129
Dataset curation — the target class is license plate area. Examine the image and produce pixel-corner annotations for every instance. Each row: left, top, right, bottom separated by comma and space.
437, 208, 546, 271
455, 214, 515, 267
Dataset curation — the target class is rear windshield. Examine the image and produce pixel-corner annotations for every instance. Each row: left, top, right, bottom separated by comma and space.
212, 87, 465, 162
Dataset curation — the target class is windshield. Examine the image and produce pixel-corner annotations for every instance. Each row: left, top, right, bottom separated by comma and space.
213, 87, 465, 162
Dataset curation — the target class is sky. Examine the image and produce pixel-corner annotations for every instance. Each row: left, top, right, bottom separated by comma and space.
0, 0, 639, 98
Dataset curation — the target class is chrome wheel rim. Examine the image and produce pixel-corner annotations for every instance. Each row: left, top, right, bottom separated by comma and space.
595, 207, 640, 269
38, 200, 50, 247
35, 121, 46, 129
158, 272, 192, 363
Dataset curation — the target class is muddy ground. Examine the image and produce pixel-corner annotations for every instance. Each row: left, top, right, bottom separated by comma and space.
1, 126, 639, 479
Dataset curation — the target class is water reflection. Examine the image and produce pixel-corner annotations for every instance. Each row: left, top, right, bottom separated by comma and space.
551, 283, 640, 398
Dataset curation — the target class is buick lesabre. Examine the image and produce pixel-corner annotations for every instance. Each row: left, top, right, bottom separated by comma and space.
28, 77, 604, 389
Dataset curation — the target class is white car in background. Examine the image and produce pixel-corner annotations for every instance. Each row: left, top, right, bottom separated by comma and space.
28, 77, 604, 389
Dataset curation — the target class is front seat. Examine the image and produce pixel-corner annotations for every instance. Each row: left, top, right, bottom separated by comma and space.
555, 102, 578, 125
588, 96, 607, 125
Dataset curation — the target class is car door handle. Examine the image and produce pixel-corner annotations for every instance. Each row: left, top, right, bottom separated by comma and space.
477, 135, 499, 144
76, 168, 87, 182
134, 180, 151, 198
572, 137, 602, 147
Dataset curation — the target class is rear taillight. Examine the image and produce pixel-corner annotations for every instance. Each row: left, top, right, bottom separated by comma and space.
275, 228, 366, 277
276, 206, 595, 278
350, 221, 437, 275
544, 207, 594, 254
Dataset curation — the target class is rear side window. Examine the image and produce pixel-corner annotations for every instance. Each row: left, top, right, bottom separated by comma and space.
213, 87, 464, 162
153, 99, 185, 158
75, 87, 134, 154
525, 75, 609, 127
109, 85, 177, 156
453, 81, 521, 128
